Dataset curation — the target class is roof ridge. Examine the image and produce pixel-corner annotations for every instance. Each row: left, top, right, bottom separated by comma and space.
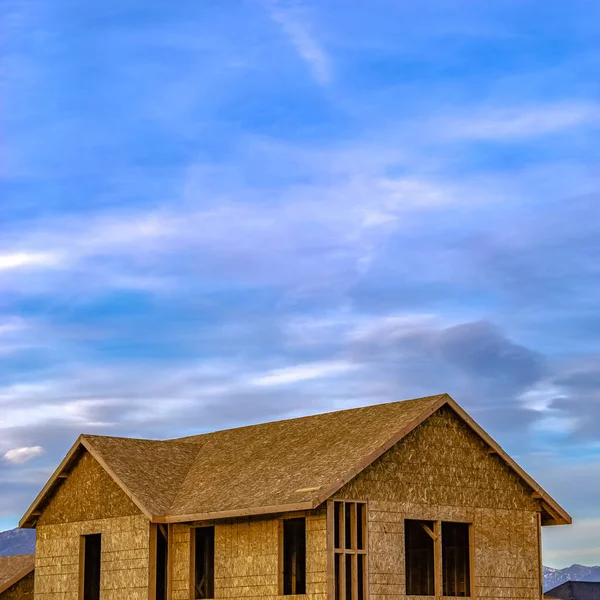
81, 433, 204, 444
169, 394, 446, 442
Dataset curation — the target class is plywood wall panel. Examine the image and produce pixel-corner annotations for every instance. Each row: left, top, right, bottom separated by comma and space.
37, 452, 140, 526
34, 515, 150, 600
169, 509, 327, 600
334, 405, 543, 600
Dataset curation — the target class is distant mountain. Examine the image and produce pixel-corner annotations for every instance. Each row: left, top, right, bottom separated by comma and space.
0, 528, 36, 556
544, 564, 600, 592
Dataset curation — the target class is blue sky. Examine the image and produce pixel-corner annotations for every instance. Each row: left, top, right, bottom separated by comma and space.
1, 0, 600, 567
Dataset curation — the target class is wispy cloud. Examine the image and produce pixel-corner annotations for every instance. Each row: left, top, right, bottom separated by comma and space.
0, 146, 485, 298
250, 360, 356, 386
440, 103, 599, 141
0, 252, 62, 271
266, 0, 332, 86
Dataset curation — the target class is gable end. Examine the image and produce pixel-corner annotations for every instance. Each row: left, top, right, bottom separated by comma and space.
320, 396, 570, 526
20, 439, 149, 528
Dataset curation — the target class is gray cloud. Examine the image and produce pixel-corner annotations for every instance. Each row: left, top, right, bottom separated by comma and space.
349, 316, 544, 397
548, 360, 600, 440
437, 321, 545, 392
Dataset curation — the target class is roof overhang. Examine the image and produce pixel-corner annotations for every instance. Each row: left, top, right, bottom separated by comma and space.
441, 396, 571, 526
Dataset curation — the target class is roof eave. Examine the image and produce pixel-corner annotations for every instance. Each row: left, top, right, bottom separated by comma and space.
154, 500, 317, 524
445, 396, 572, 527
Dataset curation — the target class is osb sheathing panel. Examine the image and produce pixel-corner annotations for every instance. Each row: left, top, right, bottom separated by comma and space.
170, 509, 328, 600
34, 514, 150, 600
0, 555, 34, 594
0, 571, 34, 600
37, 451, 141, 526
335, 405, 542, 600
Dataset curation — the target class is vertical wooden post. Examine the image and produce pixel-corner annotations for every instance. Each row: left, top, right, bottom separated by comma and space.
148, 524, 157, 600
350, 503, 357, 551
339, 503, 345, 551
189, 527, 196, 600
434, 521, 442, 598
327, 502, 335, 600
278, 519, 284, 595
352, 553, 358, 600
468, 522, 476, 599
78, 535, 86, 600
167, 524, 173, 600
364, 503, 370, 600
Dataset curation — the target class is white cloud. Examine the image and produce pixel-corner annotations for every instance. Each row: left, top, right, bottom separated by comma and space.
266, 0, 331, 86
441, 103, 598, 141
3, 446, 44, 464
519, 384, 563, 412
0, 252, 61, 271
250, 360, 356, 386
0, 162, 479, 298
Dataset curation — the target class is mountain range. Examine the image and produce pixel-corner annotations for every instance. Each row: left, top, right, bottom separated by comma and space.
543, 564, 600, 591
0, 527, 598, 592
0, 528, 36, 557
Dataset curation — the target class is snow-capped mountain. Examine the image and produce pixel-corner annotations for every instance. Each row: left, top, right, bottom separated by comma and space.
0, 528, 36, 556
543, 564, 600, 591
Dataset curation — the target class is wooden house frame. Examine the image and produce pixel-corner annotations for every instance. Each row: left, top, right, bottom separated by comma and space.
20, 394, 570, 600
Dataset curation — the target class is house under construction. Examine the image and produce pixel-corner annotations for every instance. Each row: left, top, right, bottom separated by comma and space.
20, 393, 571, 600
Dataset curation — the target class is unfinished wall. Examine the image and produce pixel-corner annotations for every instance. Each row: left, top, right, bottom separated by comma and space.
170, 508, 328, 600
334, 405, 542, 600
0, 571, 34, 600
34, 451, 150, 600
37, 452, 141, 526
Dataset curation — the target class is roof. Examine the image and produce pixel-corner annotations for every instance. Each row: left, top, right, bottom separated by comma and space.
0, 554, 34, 595
20, 393, 572, 527
546, 581, 600, 600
